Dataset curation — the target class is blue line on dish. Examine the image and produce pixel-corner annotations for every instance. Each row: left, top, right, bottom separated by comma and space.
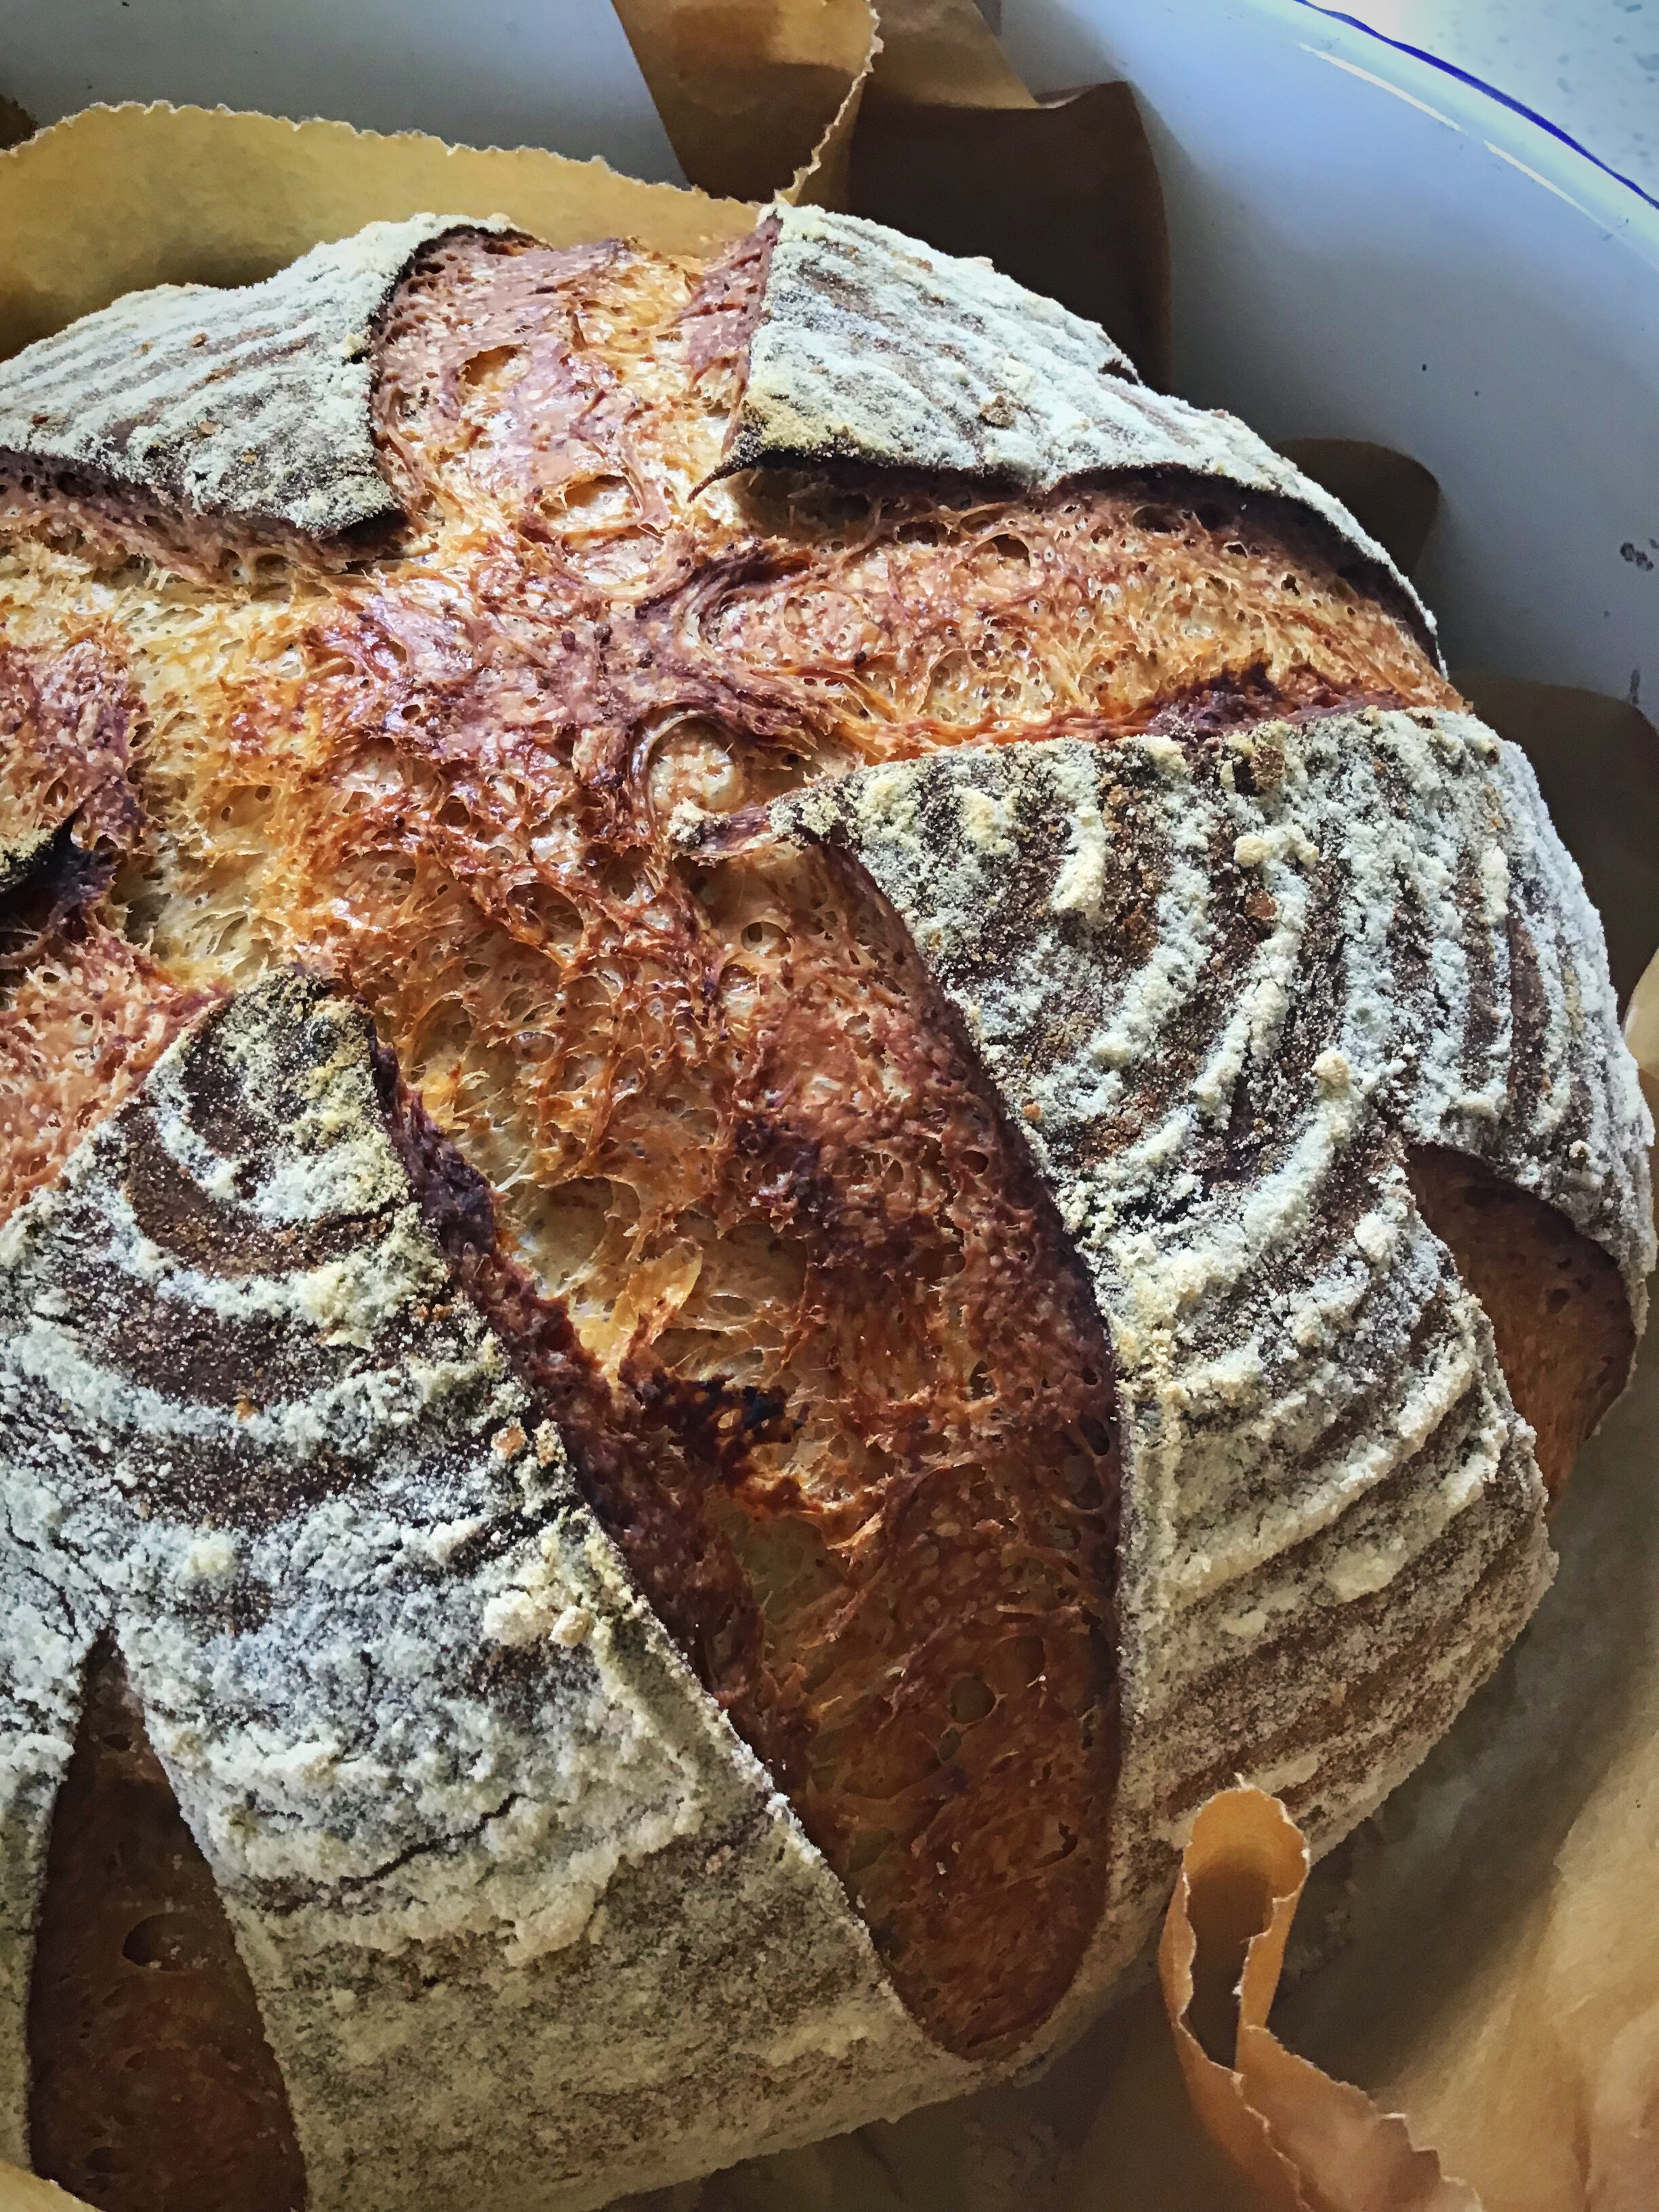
1292, 0, 1659, 216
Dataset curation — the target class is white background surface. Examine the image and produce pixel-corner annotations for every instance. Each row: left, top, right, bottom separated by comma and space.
1322, 0, 1656, 199
1003, 0, 1659, 702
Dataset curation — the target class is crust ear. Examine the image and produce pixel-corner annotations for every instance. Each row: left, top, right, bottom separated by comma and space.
0, 216, 510, 554
721, 207, 1432, 650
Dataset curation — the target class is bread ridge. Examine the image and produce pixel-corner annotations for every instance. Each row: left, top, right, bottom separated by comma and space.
0, 971, 984, 2212
0, 215, 510, 547
722, 205, 1436, 653
764, 706, 1652, 2034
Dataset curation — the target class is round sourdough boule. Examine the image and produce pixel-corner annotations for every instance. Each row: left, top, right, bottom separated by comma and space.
0, 205, 1647, 2212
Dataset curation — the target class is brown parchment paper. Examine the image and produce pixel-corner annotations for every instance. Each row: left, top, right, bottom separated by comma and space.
611, 0, 876, 205
848, 1, 1170, 377
860, 0, 1034, 107
1159, 1789, 1481, 2211
612, 0, 1169, 371
0, 102, 756, 360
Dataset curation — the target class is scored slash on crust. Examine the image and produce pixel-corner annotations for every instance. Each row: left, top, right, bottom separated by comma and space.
0, 968, 943, 2208
0, 201, 1432, 657
762, 710, 1645, 1982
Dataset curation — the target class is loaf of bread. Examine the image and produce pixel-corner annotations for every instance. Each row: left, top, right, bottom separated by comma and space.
0, 205, 1647, 2212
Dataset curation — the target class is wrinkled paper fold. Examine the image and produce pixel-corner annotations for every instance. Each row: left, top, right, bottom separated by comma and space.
1159, 1789, 1481, 2212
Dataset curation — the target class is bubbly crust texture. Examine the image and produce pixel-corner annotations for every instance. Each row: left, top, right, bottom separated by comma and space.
0, 208, 1647, 2212
0, 640, 144, 956
0, 635, 217, 1250
0, 920, 215, 1227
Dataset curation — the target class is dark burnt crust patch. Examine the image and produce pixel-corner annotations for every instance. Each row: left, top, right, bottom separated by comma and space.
0, 639, 143, 966
0, 821, 113, 973
0, 216, 510, 572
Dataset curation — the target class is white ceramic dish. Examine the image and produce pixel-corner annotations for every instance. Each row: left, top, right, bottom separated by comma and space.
1296, 0, 1659, 205
1003, 0, 1659, 706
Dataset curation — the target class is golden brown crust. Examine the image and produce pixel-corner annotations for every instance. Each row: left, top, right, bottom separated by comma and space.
371, 232, 1452, 763
378, 881, 1123, 2053
0, 220, 1567, 2127
0, 920, 218, 1229
670, 850, 1120, 2051
1407, 1145, 1635, 1498
27, 1645, 304, 2212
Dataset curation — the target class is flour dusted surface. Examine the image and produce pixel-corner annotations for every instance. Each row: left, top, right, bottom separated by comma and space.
729, 207, 1435, 651
0, 974, 969, 2212
772, 706, 1651, 2012
0, 218, 506, 540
